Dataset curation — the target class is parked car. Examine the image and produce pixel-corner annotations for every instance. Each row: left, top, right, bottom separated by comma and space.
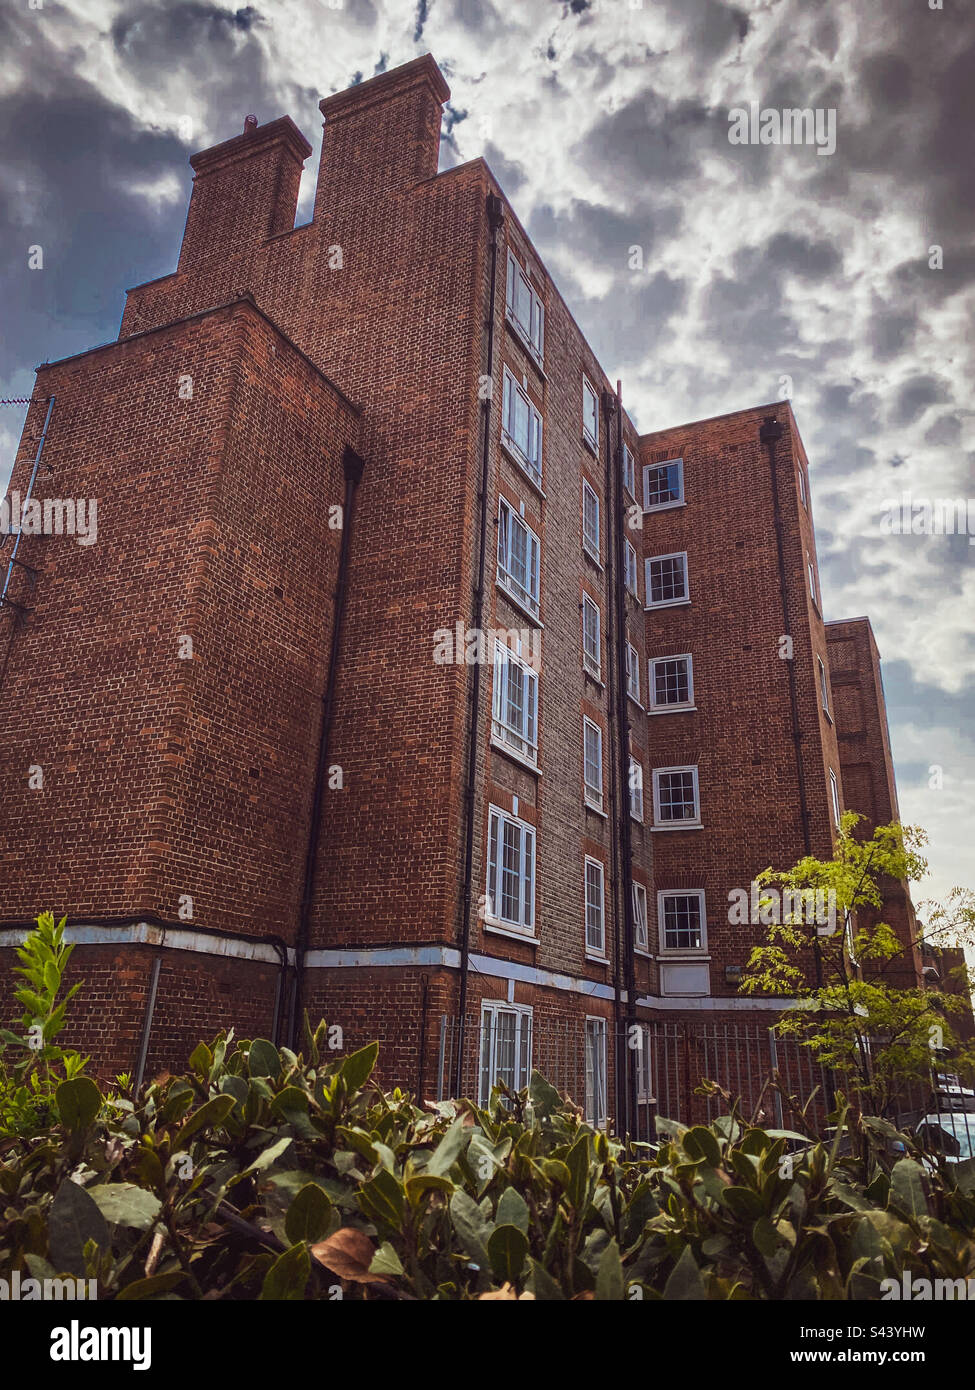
915, 1113, 975, 1161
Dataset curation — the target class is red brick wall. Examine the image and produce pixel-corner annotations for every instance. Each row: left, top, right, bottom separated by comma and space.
636, 403, 845, 998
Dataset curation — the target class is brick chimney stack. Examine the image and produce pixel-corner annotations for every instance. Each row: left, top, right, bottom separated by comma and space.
177, 115, 313, 271
314, 53, 450, 217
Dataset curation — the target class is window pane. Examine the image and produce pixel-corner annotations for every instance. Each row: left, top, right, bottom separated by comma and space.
653, 657, 689, 705
649, 555, 687, 604
657, 769, 697, 821
645, 461, 682, 508
663, 894, 703, 950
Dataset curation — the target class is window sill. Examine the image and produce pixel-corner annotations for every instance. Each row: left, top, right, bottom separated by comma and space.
504, 312, 547, 380
627, 692, 644, 711
645, 598, 691, 611
585, 952, 609, 965
650, 822, 703, 832
483, 920, 539, 945
496, 580, 543, 628
583, 545, 603, 571
647, 704, 697, 716
626, 586, 640, 603
630, 813, 644, 824
582, 432, 599, 459
634, 947, 652, 959
584, 800, 608, 820
490, 737, 541, 777
499, 435, 545, 499
655, 953, 711, 962
583, 666, 604, 688
644, 500, 686, 514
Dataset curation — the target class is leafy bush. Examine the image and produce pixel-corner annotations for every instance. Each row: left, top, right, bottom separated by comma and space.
3, 914, 975, 1300
0, 912, 88, 1135
1, 1021, 975, 1299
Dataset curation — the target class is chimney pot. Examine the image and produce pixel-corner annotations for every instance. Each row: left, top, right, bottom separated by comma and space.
244, 114, 258, 133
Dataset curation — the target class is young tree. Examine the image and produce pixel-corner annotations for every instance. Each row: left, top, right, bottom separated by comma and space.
739, 816, 975, 1116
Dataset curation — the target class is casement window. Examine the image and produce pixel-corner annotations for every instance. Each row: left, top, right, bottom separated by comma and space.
632, 882, 649, 952
830, 768, 841, 829
625, 539, 639, 597
646, 552, 689, 607
585, 857, 605, 955
622, 442, 636, 497
582, 480, 600, 560
818, 656, 831, 719
584, 1017, 608, 1127
501, 367, 543, 485
582, 376, 599, 451
583, 717, 604, 811
658, 889, 707, 952
625, 640, 641, 702
631, 1021, 652, 1102
497, 498, 540, 619
582, 594, 601, 678
652, 765, 700, 827
649, 654, 693, 711
486, 805, 535, 934
479, 1001, 532, 1105
629, 758, 644, 822
807, 553, 818, 608
505, 252, 545, 366
643, 458, 683, 511
492, 643, 538, 764
798, 466, 808, 508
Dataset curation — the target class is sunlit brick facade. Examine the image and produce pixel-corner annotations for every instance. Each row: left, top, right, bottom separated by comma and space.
0, 56, 922, 1128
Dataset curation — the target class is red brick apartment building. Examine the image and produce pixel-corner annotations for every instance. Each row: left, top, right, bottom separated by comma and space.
0, 55, 924, 1129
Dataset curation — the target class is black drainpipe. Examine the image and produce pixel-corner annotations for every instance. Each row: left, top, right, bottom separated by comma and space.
612, 382, 638, 1137
601, 390, 625, 1130
759, 415, 820, 990
455, 190, 504, 1097
292, 443, 365, 1049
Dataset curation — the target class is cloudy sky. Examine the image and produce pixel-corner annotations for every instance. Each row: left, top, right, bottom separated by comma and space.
1, 0, 971, 921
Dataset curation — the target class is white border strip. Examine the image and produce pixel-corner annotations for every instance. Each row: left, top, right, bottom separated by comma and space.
0, 928, 804, 1011
0, 922, 293, 967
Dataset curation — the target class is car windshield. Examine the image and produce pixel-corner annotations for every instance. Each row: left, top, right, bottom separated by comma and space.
921, 1115, 975, 1159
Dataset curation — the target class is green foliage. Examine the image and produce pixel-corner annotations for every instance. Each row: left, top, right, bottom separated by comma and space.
3, 1023, 975, 1300
739, 819, 975, 1111
0, 913, 89, 1135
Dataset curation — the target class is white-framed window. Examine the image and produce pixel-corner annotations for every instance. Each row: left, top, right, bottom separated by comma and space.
829, 768, 841, 829
643, 458, 683, 511
497, 498, 540, 619
646, 552, 689, 607
658, 889, 707, 953
629, 758, 644, 822
625, 539, 639, 597
622, 442, 636, 497
479, 1001, 533, 1105
501, 366, 543, 485
584, 1016, 608, 1127
582, 480, 600, 560
582, 594, 601, 678
625, 640, 641, 702
807, 553, 818, 608
798, 465, 807, 508
818, 656, 831, 719
631, 1021, 652, 1102
649, 654, 693, 711
652, 765, 700, 827
583, 717, 603, 810
582, 375, 599, 451
492, 642, 539, 764
585, 856, 605, 955
505, 251, 545, 366
486, 805, 535, 934
632, 882, 649, 952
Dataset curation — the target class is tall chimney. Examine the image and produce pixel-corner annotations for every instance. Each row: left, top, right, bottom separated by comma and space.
177, 116, 312, 272
314, 54, 450, 219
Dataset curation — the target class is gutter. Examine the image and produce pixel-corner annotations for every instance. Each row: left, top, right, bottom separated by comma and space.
291, 443, 365, 1048
454, 189, 504, 1096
